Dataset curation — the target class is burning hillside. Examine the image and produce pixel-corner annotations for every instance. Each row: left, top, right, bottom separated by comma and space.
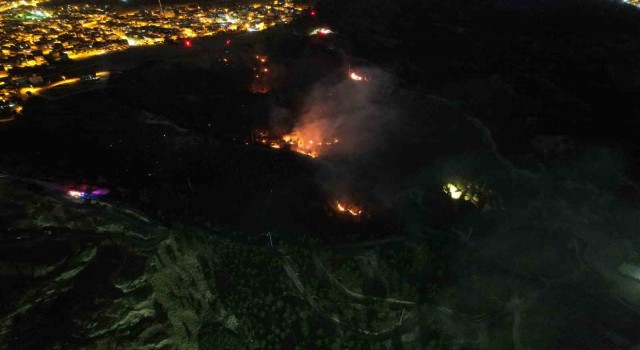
251, 55, 271, 94
254, 127, 340, 159
282, 132, 339, 158
251, 128, 368, 218
246, 65, 393, 226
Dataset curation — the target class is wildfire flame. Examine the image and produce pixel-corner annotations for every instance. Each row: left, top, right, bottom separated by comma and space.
251, 54, 271, 93
297, 149, 318, 158
350, 72, 367, 81
282, 133, 337, 158
253, 126, 339, 159
335, 201, 362, 217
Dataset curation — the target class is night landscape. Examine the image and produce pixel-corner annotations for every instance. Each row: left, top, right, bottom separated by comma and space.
2, 0, 640, 348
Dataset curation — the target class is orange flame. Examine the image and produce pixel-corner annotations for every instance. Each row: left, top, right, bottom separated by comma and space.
295, 149, 318, 158
348, 208, 362, 216
281, 132, 336, 158
335, 201, 362, 217
349, 72, 367, 81
250, 54, 271, 93
255, 125, 338, 159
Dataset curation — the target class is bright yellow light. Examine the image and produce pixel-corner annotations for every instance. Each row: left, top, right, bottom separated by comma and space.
350, 72, 367, 81
446, 183, 462, 200
126, 37, 140, 46
66, 49, 106, 60
182, 28, 196, 37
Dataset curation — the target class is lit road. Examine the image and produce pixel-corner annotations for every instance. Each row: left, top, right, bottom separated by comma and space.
20, 71, 110, 100
19, 34, 236, 101
66, 49, 109, 61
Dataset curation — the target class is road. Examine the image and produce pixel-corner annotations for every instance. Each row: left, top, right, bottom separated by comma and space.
17, 33, 239, 103
20, 71, 111, 100
59, 34, 236, 74
280, 253, 414, 339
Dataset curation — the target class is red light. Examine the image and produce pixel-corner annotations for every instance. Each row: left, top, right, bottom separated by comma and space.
310, 10, 316, 16
225, 39, 231, 45
185, 40, 192, 47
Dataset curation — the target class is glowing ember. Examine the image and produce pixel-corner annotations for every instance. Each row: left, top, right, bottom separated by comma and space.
254, 129, 337, 159
348, 208, 362, 216
349, 72, 367, 81
296, 149, 318, 158
281, 132, 336, 158
251, 55, 271, 93
335, 201, 362, 217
